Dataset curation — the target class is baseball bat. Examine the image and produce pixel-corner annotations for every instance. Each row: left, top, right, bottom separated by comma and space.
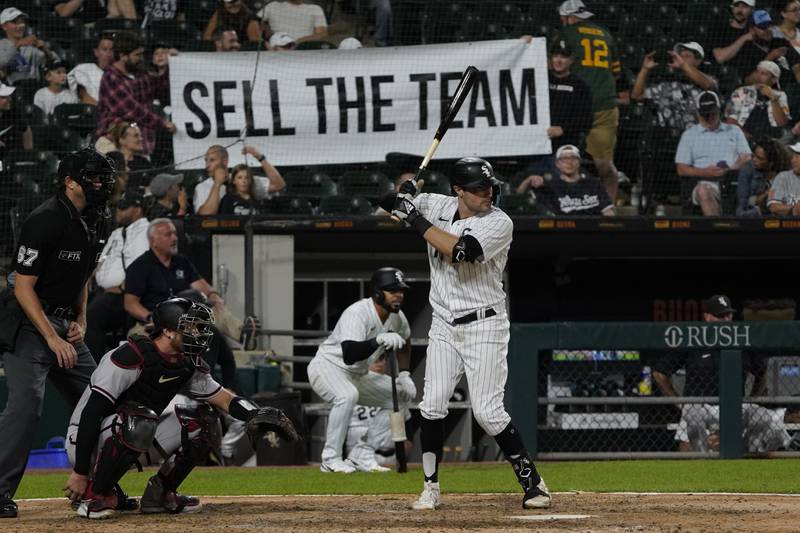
413, 65, 479, 184
387, 349, 408, 473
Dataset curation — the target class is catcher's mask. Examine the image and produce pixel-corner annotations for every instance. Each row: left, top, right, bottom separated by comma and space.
58, 148, 116, 214
152, 297, 216, 362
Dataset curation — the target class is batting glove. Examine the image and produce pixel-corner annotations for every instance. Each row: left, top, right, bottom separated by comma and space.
397, 370, 417, 399
398, 179, 420, 199
376, 332, 405, 351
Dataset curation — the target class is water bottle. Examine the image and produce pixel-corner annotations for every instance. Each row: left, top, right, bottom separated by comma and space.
630, 183, 642, 208
637, 366, 653, 396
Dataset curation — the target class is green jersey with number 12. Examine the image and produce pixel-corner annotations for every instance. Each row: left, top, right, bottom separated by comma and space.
557, 21, 621, 112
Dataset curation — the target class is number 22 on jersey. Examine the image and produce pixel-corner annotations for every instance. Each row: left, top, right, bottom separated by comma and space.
580, 38, 609, 68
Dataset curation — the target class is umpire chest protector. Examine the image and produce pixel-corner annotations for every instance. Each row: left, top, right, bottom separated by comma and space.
115, 335, 206, 414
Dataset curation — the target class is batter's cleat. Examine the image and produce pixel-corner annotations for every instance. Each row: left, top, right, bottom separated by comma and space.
411, 481, 440, 510
76, 492, 118, 519
522, 478, 552, 509
320, 458, 357, 473
140, 475, 202, 514
0, 496, 17, 518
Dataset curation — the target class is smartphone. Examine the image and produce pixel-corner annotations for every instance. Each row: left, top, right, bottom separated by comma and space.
717, 160, 729, 169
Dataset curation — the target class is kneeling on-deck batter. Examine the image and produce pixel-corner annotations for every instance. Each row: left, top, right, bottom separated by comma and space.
63, 297, 299, 519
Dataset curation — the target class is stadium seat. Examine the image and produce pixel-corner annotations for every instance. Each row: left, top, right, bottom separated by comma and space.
484, 2, 524, 36
147, 20, 203, 49
184, 40, 217, 52
264, 196, 315, 215
419, 171, 452, 195
497, 193, 540, 215
318, 195, 375, 215
11, 79, 43, 107
18, 105, 48, 127
38, 15, 84, 46
30, 126, 84, 155
4, 150, 60, 178
296, 41, 336, 50
337, 171, 394, 200
685, 2, 725, 25
94, 17, 138, 34
422, 1, 464, 44
53, 104, 97, 137
282, 171, 337, 198
185, 0, 218, 30
241, 41, 268, 51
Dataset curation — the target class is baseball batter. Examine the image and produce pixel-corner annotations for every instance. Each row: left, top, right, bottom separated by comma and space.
307, 267, 417, 473
388, 157, 551, 510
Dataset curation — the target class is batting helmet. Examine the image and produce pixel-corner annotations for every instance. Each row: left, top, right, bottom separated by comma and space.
152, 297, 216, 359
450, 157, 503, 203
371, 267, 410, 312
58, 148, 116, 209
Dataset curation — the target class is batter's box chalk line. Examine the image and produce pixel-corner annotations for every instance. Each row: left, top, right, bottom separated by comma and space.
509, 514, 593, 521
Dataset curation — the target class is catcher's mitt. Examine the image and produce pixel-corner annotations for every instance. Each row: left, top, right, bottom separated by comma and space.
245, 406, 300, 446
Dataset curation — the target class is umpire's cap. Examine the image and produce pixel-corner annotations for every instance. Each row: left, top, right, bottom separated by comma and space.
371, 267, 410, 293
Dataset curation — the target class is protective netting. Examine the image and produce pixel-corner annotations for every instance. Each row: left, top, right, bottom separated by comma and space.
540, 348, 800, 455
2, 0, 800, 259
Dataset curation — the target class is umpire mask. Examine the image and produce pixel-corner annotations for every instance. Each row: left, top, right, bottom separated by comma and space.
59, 148, 117, 213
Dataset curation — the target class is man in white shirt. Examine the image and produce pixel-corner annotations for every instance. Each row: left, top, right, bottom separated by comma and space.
193, 145, 285, 215
84, 190, 149, 360
257, 0, 328, 43
67, 33, 114, 105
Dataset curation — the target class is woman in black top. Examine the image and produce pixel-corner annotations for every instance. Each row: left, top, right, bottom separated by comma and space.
219, 164, 260, 215
202, 0, 261, 42
108, 121, 154, 190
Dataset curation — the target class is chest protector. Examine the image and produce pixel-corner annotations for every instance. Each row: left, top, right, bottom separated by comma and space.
115, 335, 206, 415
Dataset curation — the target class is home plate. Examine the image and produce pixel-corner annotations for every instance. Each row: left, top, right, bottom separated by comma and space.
509, 514, 593, 521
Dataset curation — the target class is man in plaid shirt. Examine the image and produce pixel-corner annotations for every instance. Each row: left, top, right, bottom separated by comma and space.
96, 31, 175, 156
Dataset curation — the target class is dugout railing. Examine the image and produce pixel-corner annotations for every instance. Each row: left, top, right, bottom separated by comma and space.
508, 321, 800, 460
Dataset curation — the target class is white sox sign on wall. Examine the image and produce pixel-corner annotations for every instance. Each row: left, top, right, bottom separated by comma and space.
169, 39, 551, 168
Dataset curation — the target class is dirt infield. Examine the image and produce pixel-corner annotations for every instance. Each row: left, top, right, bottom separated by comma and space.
7, 492, 799, 532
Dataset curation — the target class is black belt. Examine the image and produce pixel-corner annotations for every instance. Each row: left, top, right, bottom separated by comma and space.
452, 308, 496, 326
41, 302, 76, 320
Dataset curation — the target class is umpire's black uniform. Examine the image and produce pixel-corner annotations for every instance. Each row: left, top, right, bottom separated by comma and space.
0, 149, 114, 518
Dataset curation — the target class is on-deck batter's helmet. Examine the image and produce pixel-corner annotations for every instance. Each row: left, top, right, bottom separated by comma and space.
450, 157, 503, 204
371, 267, 410, 312
152, 297, 216, 360
58, 147, 116, 210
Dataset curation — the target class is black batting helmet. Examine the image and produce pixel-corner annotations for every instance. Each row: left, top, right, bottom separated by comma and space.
152, 297, 216, 359
58, 147, 116, 209
371, 267, 410, 312
451, 157, 503, 203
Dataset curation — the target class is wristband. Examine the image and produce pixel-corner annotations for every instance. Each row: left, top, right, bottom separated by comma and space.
229, 396, 258, 422
409, 214, 433, 235
257, 155, 266, 162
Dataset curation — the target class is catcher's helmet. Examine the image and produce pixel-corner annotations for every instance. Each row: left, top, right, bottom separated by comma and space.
58, 148, 116, 209
152, 297, 216, 359
450, 157, 502, 203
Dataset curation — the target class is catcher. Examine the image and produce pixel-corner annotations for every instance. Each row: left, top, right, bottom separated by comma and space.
63, 297, 298, 519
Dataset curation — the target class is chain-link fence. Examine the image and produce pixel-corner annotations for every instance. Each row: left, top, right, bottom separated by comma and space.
510, 322, 800, 459
3, 1, 800, 258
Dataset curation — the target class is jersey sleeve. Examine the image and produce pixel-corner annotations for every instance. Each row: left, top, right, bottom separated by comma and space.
90, 344, 143, 403
183, 368, 224, 401
398, 311, 412, 339
14, 211, 61, 276
469, 213, 513, 262
337, 304, 371, 342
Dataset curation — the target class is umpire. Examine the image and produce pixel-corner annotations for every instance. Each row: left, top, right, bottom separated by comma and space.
0, 148, 115, 518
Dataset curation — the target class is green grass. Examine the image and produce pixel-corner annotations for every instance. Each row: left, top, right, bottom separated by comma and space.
16, 459, 800, 499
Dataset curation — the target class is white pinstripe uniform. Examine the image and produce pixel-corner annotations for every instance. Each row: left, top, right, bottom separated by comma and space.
307, 298, 416, 462
412, 192, 513, 436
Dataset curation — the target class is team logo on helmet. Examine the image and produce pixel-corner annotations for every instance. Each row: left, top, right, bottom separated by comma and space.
481, 164, 492, 178
394, 270, 405, 285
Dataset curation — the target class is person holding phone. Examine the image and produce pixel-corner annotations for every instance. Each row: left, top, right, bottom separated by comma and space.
676, 91, 752, 216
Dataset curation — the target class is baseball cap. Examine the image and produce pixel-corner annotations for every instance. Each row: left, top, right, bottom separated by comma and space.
558, 0, 593, 19
674, 41, 704, 60
757, 60, 780, 80
269, 32, 295, 48
696, 91, 721, 113
41, 59, 70, 75
550, 39, 573, 56
787, 142, 800, 154
555, 144, 581, 160
117, 190, 144, 209
0, 7, 26, 25
338, 37, 363, 50
704, 295, 735, 318
0, 82, 15, 97
149, 173, 183, 198
751, 9, 772, 28
732, 0, 756, 7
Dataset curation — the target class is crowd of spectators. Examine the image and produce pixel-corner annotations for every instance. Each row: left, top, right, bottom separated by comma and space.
7, 0, 800, 221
